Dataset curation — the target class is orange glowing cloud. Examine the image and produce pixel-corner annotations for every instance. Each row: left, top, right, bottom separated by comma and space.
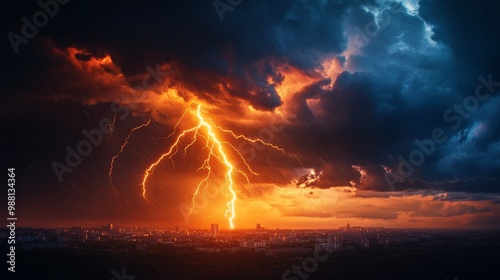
230, 184, 498, 229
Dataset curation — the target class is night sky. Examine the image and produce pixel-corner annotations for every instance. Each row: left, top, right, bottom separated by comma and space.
1, 0, 500, 230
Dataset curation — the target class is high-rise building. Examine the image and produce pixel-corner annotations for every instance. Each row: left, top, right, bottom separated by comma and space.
256, 223, 261, 230
211, 224, 219, 238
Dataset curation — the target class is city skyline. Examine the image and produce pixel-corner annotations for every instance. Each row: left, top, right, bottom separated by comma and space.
2, 0, 500, 231
2, 222, 498, 279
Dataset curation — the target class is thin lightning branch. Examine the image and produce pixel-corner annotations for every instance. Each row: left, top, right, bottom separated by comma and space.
213, 122, 285, 152
109, 118, 151, 188
141, 125, 199, 197
153, 103, 193, 142
107, 113, 117, 138
140, 105, 284, 229
167, 103, 193, 139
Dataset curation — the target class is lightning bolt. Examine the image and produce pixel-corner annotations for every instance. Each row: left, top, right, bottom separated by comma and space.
107, 113, 117, 138
141, 104, 284, 229
109, 118, 151, 188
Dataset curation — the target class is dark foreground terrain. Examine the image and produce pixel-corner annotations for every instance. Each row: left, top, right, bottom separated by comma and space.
3, 230, 500, 280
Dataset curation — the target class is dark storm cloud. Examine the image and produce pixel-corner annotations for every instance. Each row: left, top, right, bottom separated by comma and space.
264, 0, 500, 194
432, 192, 500, 203
419, 0, 500, 75
1, 0, 355, 110
409, 201, 490, 218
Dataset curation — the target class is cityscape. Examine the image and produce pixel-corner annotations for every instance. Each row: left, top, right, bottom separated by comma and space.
2, 223, 499, 279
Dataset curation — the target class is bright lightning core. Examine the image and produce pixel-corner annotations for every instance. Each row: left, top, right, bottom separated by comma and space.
140, 104, 284, 229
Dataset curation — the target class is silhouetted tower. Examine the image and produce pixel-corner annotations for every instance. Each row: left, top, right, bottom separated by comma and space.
211, 224, 219, 238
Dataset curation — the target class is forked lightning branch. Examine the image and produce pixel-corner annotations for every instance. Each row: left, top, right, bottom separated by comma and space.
112, 104, 284, 229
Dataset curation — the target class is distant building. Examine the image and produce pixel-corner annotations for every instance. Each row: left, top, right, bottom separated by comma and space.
211, 224, 219, 238
256, 223, 261, 230
346, 242, 355, 251
103, 223, 113, 231
362, 238, 370, 249
239, 240, 266, 248
195, 247, 221, 253
70, 226, 83, 232
57, 236, 67, 243
254, 241, 266, 248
